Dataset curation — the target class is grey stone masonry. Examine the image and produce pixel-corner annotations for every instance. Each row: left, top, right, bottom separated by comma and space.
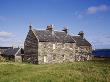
24, 25, 92, 64
24, 29, 38, 64
38, 42, 76, 64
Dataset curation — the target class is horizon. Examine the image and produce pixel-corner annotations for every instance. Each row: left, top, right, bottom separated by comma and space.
0, 0, 110, 49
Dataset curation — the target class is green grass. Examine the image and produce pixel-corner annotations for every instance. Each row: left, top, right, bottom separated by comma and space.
0, 60, 110, 82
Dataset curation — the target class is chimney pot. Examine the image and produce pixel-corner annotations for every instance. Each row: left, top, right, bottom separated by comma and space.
78, 31, 84, 39
46, 24, 53, 31
29, 24, 32, 30
62, 27, 68, 34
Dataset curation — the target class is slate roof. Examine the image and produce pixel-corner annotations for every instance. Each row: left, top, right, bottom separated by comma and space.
4, 48, 20, 56
0, 47, 12, 49
72, 36, 91, 47
33, 29, 75, 43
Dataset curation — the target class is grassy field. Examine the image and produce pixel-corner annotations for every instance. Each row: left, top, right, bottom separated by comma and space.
0, 60, 110, 82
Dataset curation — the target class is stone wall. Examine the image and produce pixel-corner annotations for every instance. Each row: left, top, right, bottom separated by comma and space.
0, 49, 7, 55
75, 46, 92, 61
24, 30, 38, 64
15, 56, 22, 62
15, 49, 23, 62
24, 29, 92, 64
38, 42, 76, 64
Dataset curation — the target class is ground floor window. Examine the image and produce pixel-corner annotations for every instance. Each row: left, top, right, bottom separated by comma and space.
52, 54, 56, 60
44, 55, 47, 63
62, 54, 66, 60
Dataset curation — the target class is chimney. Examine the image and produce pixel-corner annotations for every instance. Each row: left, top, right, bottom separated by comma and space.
46, 24, 53, 31
62, 28, 68, 34
29, 24, 32, 30
78, 31, 84, 39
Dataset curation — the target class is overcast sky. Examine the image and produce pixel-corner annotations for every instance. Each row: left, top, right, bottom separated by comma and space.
0, 0, 110, 49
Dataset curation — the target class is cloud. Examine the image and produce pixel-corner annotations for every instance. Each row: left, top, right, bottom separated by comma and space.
87, 4, 109, 14
0, 31, 23, 47
0, 31, 12, 38
74, 4, 109, 19
0, 39, 24, 47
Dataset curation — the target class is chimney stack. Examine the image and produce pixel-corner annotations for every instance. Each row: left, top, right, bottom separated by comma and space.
78, 31, 84, 39
29, 24, 32, 30
62, 28, 68, 34
46, 24, 53, 31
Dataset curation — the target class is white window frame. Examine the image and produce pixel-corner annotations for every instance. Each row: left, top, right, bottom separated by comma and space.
44, 56, 47, 63
53, 44, 55, 49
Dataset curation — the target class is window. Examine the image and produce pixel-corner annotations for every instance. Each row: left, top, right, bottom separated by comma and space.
62, 55, 66, 60
62, 43, 65, 49
70, 44, 73, 48
75, 50, 78, 53
44, 56, 47, 63
86, 48, 89, 51
52, 54, 56, 60
80, 47, 84, 51
53, 44, 55, 49
62, 55, 64, 57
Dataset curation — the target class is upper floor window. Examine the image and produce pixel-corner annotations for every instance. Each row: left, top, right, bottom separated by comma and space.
53, 44, 55, 49
62, 43, 65, 49
69, 44, 73, 49
70, 44, 73, 49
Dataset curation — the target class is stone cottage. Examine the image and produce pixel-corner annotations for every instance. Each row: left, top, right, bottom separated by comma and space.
24, 25, 92, 64
2, 47, 24, 62
73, 31, 92, 61
0, 47, 11, 56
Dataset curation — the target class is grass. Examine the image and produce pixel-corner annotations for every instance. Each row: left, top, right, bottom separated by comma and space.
0, 60, 110, 82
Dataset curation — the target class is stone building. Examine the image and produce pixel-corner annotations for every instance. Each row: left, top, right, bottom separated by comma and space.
4, 47, 24, 62
0, 47, 11, 56
24, 25, 92, 64
73, 31, 92, 61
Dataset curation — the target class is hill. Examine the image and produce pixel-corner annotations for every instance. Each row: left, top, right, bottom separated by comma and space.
0, 60, 110, 82
92, 49, 110, 57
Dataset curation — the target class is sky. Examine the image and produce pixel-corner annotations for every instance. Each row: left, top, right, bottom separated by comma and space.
0, 0, 110, 49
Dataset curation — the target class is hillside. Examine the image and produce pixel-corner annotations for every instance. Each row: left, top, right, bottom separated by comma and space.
0, 61, 110, 82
